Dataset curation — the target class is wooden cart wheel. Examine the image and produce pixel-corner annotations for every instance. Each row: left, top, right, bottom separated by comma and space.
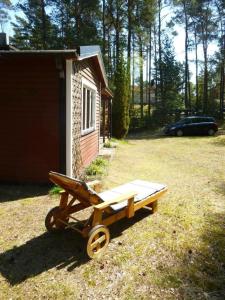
148, 200, 158, 214
87, 225, 110, 259
45, 206, 69, 232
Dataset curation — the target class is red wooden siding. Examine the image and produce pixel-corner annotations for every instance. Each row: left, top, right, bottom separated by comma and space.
0, 55, 60, 183
79, 59, 101, 167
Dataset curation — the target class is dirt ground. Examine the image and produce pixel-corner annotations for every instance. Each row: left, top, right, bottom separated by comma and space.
0, 133, 225, 299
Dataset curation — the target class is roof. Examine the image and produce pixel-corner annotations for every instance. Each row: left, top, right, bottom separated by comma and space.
0, 45, 111, 92
78, 46, 108, 87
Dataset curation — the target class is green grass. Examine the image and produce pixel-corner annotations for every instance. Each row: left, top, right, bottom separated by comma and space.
0, 132, 224, 299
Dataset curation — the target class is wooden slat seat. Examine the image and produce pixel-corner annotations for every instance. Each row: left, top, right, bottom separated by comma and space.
99, 180, 167, 212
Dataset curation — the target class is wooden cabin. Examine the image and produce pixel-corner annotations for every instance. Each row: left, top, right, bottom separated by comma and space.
0, 36, 112, 183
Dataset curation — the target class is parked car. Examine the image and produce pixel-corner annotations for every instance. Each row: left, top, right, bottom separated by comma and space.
164, 116, 218, 136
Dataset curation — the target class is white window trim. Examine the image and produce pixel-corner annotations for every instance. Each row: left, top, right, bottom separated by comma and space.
81, 77, 97, 136
66, 60, 73, 177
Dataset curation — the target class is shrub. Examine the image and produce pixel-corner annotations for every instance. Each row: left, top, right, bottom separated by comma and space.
49, 185, 63, 195
85, 157, 108, 176
104, 141, 113, 148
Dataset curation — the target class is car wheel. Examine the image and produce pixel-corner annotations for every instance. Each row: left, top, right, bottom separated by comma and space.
176, 129, 183, 137
208, 129, 215, 136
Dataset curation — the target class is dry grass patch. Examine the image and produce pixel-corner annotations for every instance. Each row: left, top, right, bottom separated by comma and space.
0, 132, 225, 299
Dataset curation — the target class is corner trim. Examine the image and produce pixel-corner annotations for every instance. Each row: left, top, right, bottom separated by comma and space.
66, 60, 73, 177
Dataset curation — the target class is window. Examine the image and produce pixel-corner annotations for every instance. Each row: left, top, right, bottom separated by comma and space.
81, 80, 96, 135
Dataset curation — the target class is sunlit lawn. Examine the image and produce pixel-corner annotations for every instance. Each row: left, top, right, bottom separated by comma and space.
0, 132, 225, 299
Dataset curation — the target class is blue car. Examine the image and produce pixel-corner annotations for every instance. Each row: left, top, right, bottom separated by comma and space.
164, 116, 218, 136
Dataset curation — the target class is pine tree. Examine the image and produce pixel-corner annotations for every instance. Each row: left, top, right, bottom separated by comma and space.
11, 0, 58, 49
112, 54, 130, 138
0, 0, 11, 32
153, 35, 183, 122
50, 0, 101, 48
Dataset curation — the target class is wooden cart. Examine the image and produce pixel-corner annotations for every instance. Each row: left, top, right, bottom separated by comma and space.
45, 171, 168, 259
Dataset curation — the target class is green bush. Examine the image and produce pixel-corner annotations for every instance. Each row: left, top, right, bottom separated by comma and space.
94, 157, 108, 167
49, 185, 63, 195
85, 157, 108, 176
104, 141, 113, 148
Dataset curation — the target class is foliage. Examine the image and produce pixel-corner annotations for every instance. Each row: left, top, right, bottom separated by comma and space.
85, 157, 108, 176
104, 140, 113, 148
3, 0, 225, 124
0, 0, 11, 31
49, 185, 63, 195
49, 0, 101, 48
11, 0, 58, 49
112, 54, 130, 138
154, 35, 184, 123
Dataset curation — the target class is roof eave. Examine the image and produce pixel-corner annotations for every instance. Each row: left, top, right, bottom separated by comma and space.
77, 46, 108, 88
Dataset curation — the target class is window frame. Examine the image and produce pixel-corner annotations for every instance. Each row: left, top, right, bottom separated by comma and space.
81, 78, 97, 136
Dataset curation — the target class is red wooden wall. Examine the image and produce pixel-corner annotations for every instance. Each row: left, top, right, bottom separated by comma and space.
0, 55, 60, 183
79, 59, 100, 167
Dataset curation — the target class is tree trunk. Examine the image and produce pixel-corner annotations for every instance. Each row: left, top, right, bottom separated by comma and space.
127, 0, 132, 107
40, 0, 47, 49
220, 33, 225, 118
194, 25, 199, 110
139, 36, 144, 119
203, 43, 208, 113
148, 26, 152, 116
158, 0, 163, 105
184, 2, 189, 110
132, 33, 135, 108
146, 46, 149, 106
154, 24, 158, 103
202, 22, 208, 113
127, 0, 132, 67
115, 0, 120, 65
102, 0, 106, 57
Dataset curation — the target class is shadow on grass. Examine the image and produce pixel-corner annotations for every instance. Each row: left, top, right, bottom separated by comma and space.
215, 181, 225, 197
0, 230, 88, 285
0, 209, 150, 285
159, 211, 225, 299
0, 184, 51, 203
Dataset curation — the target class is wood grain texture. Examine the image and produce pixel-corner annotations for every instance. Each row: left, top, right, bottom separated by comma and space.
0, 55, 60, 182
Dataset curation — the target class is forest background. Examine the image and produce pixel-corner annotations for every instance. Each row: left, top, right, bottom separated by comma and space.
0, 0, 224, 137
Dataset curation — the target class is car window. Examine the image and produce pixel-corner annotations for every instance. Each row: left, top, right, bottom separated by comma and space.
199, 118, 207, 122
207, 117, 215, 122
191, 118, 199, 123
184, 118, 192, 124
176, 118, 191, 125
195, 118, 202, 123
191, 117, 214, 123
176, 119, 186, 125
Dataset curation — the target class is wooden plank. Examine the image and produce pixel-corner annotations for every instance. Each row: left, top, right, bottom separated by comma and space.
102, 210, 127, 227
127, 197, 135, 218
92, 208, 102, 226
59, 192, 69, 209
94, 191, 137, 210
0, 55, 60, 183
134, 188, 168, 212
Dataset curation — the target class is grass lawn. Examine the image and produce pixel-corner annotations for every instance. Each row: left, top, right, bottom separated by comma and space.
0, 133, 225, 299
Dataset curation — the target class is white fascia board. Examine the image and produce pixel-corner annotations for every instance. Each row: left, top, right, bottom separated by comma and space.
66, 60, 73, 177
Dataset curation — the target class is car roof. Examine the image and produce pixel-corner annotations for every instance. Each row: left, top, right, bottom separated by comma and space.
185, 116, 214, 119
